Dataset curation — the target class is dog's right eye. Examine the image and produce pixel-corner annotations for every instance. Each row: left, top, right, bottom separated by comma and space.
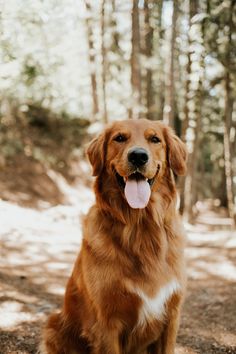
114, 134, 127, 143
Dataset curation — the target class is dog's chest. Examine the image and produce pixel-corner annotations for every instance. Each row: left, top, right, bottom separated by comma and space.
133, 279, 181, 326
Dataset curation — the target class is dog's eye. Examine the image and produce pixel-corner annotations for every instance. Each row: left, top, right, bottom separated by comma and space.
150, 136, 161, 144
114, 134, 127, 143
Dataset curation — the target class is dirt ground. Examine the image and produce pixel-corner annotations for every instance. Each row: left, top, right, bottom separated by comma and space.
0, 178, 236, 354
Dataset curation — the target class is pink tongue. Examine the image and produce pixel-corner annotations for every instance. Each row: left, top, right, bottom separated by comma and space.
124, 179, 151, 209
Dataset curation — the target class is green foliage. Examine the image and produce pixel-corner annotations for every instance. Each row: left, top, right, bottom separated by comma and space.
2, 140, 24, 157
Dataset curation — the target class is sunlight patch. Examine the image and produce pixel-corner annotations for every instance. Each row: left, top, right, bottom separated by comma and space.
46, 284, 65, 296
188, 259, 236, 281
46, 262, 70, 271
198, 327, 236, 348
0, 301, 32, 329
176, 344, 199, 354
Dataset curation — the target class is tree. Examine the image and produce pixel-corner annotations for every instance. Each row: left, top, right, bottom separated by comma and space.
155, 0, 164, 120
131, 0, 142, 119
179, 0, 198, 215
110, 0, 120, 54
84, 0, 99, 117
164, 0, 178, 128
143, 0, 154, 120
182, 0, 205, 221
101, 0, 108, 123
223, 0, 235, 224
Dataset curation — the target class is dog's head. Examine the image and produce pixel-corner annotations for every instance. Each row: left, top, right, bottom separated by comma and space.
87, 119, 187, 209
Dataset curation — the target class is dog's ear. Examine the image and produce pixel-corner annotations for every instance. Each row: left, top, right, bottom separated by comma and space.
87, 132, 107, 176
163, 126, 188, 176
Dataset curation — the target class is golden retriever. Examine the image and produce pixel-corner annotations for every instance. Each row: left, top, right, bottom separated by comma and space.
40, 119, 187, 354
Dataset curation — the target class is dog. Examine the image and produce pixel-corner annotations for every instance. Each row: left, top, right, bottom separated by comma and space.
40, 118, 187, 354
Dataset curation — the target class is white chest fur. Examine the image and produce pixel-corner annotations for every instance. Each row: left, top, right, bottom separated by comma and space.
134, 279, 181, 326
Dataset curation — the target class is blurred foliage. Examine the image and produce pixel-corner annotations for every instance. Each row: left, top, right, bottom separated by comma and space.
0, 100, 90, 180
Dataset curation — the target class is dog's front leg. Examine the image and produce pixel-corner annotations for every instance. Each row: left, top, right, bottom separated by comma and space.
148, 294, 182, 354
92, 328, 122, 354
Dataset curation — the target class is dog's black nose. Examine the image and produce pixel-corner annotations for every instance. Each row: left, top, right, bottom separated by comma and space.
128, 147, 149, 167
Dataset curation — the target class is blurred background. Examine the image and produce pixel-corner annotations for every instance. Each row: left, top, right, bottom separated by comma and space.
0, 1, 236, 353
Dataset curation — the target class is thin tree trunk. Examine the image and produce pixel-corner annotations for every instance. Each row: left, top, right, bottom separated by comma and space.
179, 0, 196, 215
183, 0, 204, 223
164, 0, 178, 128
110, 0, 122, 71
181, 0, 197, 141
111, 0, 119, 52
223, 0, 235, 225
84, 0, 99, 117
131, 0, 142, 119
155, 0, 164, 120
157, 0, 163, 38
224, 87, 235, 224
220, 167, 228, 208
101, 0, 108, 123
187, 78, 203, 222
144, 0, 154, 120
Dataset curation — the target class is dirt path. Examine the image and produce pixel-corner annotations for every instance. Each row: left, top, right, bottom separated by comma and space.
0, 187, 235, 354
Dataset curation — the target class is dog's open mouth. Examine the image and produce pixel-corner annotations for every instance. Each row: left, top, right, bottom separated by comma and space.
115, 171, 156, 209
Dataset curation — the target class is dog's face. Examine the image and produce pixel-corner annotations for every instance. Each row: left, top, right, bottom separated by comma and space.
88, 119, 187, 209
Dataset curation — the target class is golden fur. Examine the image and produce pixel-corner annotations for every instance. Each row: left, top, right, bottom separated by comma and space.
41, 119, 187, 354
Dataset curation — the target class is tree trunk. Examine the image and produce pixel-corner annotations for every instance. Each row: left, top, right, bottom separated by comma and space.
110, 0, 123, 72
101, 0, 108, 123
187, 78, 203, 222
220, 167, 228, 208
155, 0, 164, 120
84, 0, 99, 117
157, 0, 163, 39
179, 0, 196, 215
224, 74, 235, 222
183, 0, 204, 223
164, 0, 178, 128
131, 0, 142, 119
111, 0, 120, 52
143, 0, 154, 120
223, 0, 235, 225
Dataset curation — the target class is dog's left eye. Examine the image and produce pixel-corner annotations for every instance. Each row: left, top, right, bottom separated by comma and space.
114, 134, 127, 142
150, 136, 161, 144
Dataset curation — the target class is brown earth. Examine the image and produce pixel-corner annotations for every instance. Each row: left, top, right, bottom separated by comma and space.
0, 168, 235, 354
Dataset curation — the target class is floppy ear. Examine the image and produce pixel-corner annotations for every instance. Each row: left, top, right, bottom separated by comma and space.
87, 132, 106, 176
163, 126, 188, 176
